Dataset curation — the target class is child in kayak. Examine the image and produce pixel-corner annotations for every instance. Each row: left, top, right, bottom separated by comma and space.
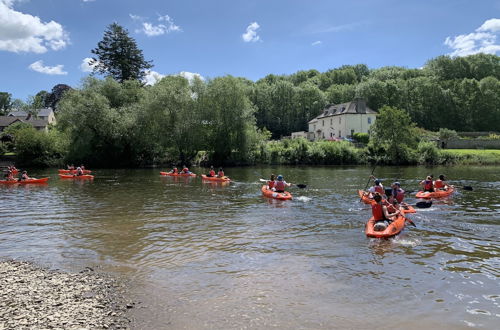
181, 165, 191, 174
389, 182, 405, 203
267, 174, 276, 190
371, 193, 401, 231
368, 176, 385, 196
420, 176, 434, 192
207, 166, 216, 177
169, 167, 179, 174
274, 175, 291, 193
433, 174, 449, 190
217, 168, 225, 178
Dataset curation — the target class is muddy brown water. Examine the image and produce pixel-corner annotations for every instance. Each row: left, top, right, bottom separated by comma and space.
1, 166, 499, 329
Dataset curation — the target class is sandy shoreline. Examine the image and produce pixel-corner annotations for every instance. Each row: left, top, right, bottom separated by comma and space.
0, 260, 132, 329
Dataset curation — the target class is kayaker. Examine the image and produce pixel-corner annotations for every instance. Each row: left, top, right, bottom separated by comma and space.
19, 171, 30, 181
80, 164, 86, 171
434, 174, 449, 190
181, 165, 190, 174
420, 176, 434, 192
207, 166, 216, 177
371, 193, 400, 231
169, 167, 179, 174
267, 174, 276, 190
75, 167, 84, 176
368, 176, 385, 196
217, 168, 225, 178
274, 175, 291, 193
389, 182, 405, 203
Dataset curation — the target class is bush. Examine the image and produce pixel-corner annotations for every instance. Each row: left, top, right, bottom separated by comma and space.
417, 141, 440, 164
13, 128, 68, 167
352, 132, 369, 144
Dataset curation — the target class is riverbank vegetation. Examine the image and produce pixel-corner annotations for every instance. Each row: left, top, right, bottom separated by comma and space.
1, 23, 499, 167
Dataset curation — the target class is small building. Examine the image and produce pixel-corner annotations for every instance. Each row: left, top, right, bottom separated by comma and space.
8, 108, 56, 125
306, 98, 377, 141
291, 131, 308, 139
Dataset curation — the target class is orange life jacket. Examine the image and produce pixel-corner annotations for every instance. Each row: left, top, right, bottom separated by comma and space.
393, 188, 405, 203
371, 202, 385, 221
218, 171, 224, 177
275, 180, 285, 191
209, 170, 215, 176
268, 180, 275, 189
434, 180, 445, 189
424, 180, 433, 191
374, 185, 384, 194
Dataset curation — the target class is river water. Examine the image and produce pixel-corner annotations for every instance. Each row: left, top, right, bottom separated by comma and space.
1, 166, 499, 329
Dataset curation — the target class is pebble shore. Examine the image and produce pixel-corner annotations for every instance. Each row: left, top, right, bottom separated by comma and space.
0, 260, 132, 329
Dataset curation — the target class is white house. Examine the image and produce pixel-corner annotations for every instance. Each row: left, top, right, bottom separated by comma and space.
306, 98, 377, 141
8, 108, 56, 125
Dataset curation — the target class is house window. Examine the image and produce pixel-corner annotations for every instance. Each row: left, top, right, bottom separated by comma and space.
330, 118, 332, 125
314, 125, 316, 130
339, 130, 341, 137
322, 132, 325, 138
351, 129, 354, 136
339, 117, 341, 124
322, 120, 324, 126
330, 132, 333, 137
368, 117, 372, 124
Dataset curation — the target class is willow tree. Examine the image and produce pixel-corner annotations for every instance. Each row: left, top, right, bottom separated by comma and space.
91, 23, 153, 82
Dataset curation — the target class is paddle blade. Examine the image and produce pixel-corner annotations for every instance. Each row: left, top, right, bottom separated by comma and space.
405, 218, 417, 227
416, 201, 432, 208
296, 184, 307, 189
463, 186, 473, 191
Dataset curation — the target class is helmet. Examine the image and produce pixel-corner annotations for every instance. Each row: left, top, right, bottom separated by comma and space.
277, 175, 283, 181
393, 181, 400, 186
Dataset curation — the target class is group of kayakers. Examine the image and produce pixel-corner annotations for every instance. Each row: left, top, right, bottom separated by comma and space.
265, 174, 291, 193
2, 166, 31, 182
364, 174, 452, 232
66, 164, 87, 176
166, 165, 227, 179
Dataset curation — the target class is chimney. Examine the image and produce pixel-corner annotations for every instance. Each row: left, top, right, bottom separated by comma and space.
355, 98, 366, 114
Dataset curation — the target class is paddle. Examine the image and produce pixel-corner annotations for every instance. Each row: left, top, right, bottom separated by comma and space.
258, 178, 307, 189
360, 166, 376, 202
405, 216, 416, 227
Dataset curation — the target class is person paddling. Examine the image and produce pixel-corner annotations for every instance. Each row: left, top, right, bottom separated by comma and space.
217, 168, 225, 178
19, 171, 30, 181
389, 182, 405, 204
434, 174, 449, 191
267, 174, 276, 190
181, 165, 191, 174
420, 176, 434, 192
371, 193, 400, 231
274, 175, 291, 193
207, 166, 216, 177
75, 166, 84, 176
169, 167, 179, 174
368, 176, 385, 196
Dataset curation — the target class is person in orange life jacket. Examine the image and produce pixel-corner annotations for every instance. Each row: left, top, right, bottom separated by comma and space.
267, 174, 276, 190
371, 193, 401, 231
5, 170, 15, 181
420, 176, 434, 192
368, 176, 385, 196
181, 165, 190, 174
274, 175, 291, 193
389, 182, 405, 204
169, 166, 179, 174
433, 174, 449, 190
217, 168, 225, 178
207, 166, 216, 177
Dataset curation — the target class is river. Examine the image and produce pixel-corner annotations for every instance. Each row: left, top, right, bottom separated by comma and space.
1, 166, 499, 329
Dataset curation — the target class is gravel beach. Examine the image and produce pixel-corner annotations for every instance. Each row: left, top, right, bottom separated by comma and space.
0, 260, 132, 329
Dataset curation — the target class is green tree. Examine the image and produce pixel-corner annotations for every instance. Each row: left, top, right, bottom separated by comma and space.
0, 92, 12, 114
91, 23, 153, 82
45, 84, 72, 110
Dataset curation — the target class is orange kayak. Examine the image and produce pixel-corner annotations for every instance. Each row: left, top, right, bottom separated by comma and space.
59, 174, 94, 179
416, 187, 454, 199
59, 169, 92, 174
0, 178, 49, 184
261, 185, 292, 200
358, 190, 373, 204
160, 172, 196, 177
201, 174, 230, 182
365, 208, 413, 238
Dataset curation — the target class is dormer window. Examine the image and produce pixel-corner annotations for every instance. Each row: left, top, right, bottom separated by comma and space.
341, 107, 346, 113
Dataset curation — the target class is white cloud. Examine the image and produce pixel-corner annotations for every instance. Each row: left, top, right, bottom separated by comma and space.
143, 70, 165, 85
0, 0, 69, 53
80, 57, 98, 73
133, 14, 181, 37
29, 60, 67, 75
82, 0, 95, 2
142, 70, 204, 86
445, 18, 500, 56
311, 40, 322, 46
242, 22, 260, 42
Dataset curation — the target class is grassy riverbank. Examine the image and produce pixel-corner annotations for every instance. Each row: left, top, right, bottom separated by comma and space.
442, 149, 500, 165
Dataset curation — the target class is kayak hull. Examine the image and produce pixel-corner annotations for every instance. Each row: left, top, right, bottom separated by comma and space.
201, 174, 230, 182
160, 172, 196, 177
365, 214, 407, 238
59, 174, 94, 179
416, 187, 454, 199
59, 169, 92, 174
0, 178, 49, 184
261, 185, 292, 200
358, 190, 373, 204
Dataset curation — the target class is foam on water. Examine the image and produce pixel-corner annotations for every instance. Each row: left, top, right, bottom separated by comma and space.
295, 196, 311, 203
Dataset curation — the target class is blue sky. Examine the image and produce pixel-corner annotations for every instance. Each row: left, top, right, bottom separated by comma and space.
1, 0, 499, 101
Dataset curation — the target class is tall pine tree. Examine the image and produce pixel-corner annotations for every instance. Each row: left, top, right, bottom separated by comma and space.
91, 23, 153, 82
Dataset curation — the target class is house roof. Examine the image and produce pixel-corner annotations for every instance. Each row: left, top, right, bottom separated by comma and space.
8, 108, 53, 117
0, 116, 49, 128
0, 117, 21, 127
308, 99, 377, 123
